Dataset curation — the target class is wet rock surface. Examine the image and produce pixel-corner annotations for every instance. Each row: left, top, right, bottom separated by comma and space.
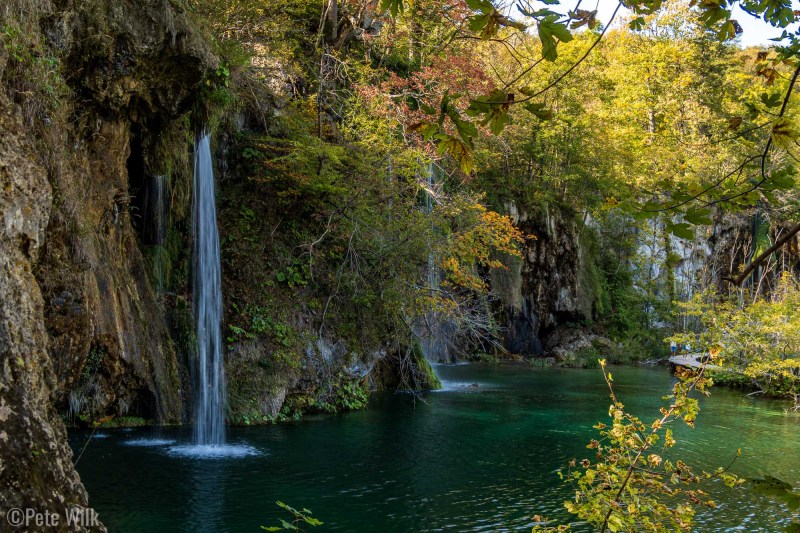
0, 92, 102, 531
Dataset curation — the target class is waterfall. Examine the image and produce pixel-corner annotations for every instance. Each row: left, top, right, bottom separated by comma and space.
145, 174, 168, 245
146, 174, 168, 292
424, 163, 439, 294
192, 133, 226, 446
418, 163, 451, 369
167, 132, 256, 457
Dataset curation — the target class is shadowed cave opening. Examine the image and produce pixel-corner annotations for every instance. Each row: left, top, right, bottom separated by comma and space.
127, 122, 168, 246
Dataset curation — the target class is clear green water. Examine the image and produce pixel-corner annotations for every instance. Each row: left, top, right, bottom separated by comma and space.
70, 364, 800, 532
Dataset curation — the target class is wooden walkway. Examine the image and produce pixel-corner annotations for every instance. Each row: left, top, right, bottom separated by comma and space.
668, 353, 725, 372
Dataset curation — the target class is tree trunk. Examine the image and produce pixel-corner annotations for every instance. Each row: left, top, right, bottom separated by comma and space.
328, 0, 338, 41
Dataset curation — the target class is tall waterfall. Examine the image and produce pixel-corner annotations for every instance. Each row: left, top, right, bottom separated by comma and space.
192, 133, 226, 446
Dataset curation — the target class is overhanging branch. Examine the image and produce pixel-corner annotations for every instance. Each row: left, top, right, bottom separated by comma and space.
724, 221, 800, 286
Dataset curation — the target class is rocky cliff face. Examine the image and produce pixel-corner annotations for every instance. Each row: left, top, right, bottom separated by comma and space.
0, 90, 99, 531
492, 205, 597, 356
34, 0, 214, 425
1, 0, 214, 525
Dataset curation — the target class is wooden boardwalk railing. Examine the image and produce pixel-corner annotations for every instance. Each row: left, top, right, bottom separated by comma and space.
668, 353, 725, 372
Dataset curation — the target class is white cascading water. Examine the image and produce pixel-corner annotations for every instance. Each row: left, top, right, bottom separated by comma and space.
419, 163, 449, 375
424, 163, 439, 293
192, 133, 226, 446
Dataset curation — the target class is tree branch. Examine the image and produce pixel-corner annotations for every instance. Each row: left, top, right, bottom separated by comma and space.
724, 221, 800, 286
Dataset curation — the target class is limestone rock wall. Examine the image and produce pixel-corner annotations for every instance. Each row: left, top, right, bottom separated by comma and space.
24, 0, 214, 423
0, 91, 101, 530
492, 205, 597, 356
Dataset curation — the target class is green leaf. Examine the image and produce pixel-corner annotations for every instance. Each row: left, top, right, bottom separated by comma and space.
768, 166, 797, 189
452, 115, 478, 146
468, 9, 521, 38
698, 6, 731, 27
538, 17, 573, 61
667, 221, 695, 240
379, 0, 404, 18
717, 19, 741, 41
439, 92, 462, 123
408, 122, 440, 142
525, 102, 553, 120
760, 91, 782, 108
418, 100, 437, 115
517, 5, 534, 17
771, 117, 799, 149
465, 0, 494, 11
469, 13, 491, 33
629, 16, 646, 31
421, 123, 439, 141
435, 134, 475, 173
467, 90, 514, 134
489, 108, 511, 134
745, 101, 760, 120
497, 14, 527, 31
526, 7, 560, 18
684, 207, 713, 226
641, 199, 661, 212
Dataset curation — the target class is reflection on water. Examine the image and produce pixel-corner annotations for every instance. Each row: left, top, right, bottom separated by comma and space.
71, 364, 800, 532
186, 457, 225, 532
123, 439, 176, 447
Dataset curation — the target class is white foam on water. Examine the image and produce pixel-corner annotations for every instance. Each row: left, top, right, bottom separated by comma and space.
123, 439, 176, 447
432, 381, 486, 393
166, 444, 260, 459
91, 433, 111, 439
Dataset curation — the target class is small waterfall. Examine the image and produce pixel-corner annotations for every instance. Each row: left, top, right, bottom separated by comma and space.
192, 133, 226, 446
146, 174, 168, 292
144, 174, 168, 245
418, 163, 451, 374
423, 163, 439, 294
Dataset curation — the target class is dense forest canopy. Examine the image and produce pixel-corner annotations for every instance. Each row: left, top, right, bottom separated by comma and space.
181, 0, 800, 352
189, 0, 800, 234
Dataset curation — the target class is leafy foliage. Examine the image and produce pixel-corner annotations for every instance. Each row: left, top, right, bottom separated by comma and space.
534, 360, 743, 532
262, 501, 323, 532
371, 0, 800, 195
0, 21, 71, 129
439, 194, 525, 291
670, 274, 800, 405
